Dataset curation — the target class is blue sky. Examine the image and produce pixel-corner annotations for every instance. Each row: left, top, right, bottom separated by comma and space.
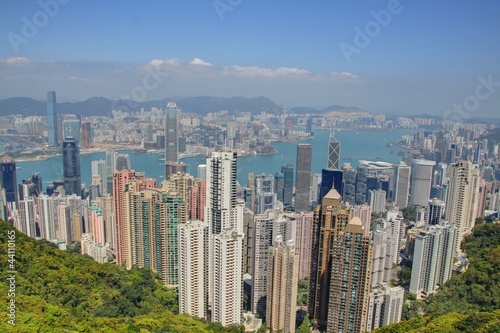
1, 0, 499, 117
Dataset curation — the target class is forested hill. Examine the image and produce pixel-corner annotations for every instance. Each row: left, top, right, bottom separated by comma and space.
0, 220, 243, 333
375, 222, 500, 333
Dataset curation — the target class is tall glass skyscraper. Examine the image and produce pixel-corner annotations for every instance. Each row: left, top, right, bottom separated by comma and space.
62, 137, 81, 196
0, 156, 18, 204
165, 102, 180, 179
281, 164, 294, 210
47, 91, 58, 147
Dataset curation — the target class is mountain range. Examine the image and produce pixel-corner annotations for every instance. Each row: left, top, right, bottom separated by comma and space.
0, 95, 366, 117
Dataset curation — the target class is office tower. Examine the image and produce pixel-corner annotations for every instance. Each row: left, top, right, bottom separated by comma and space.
251, 210, 295, 318
306, 117, 313, 134
62, 137, 81, 196
47, 91, 58, 147
91, 159, 107, 196
392, 162, 410, 208
409, 159, 435, 207
62, 118, 81, 143
105, 151, 116, 195
266, 238, 299, 333
165, 102, 179, 179
80, 122, 92, 146
436, 162, 447, 186
274, 172, 284, 203
0, 156, 18, 204
342, 163, 357, 205
179, 220, 209, 319
446, 160, 479, 256
308, 188, 350, 327
255, 173, 277, 214
31, 173, 42, 195
355, 164, 368, 204
247, 173, 256, 213
115, 153, 131, 171
205, 151, 244, 326
425, 198, 445, 225
197, 164, 207, 180
319, 169, 343, 205
327, 217, 373, 333
281, 164, 294, 210
189, 180, 206, 221
409, 223, 457, 294
295, 144, 312, 211
349, 204, 372, 237
368, 189, 387, 213
295, 211, 314, 279
165, 162, 187, 180
243, 209, 255, 275
327, 132, 341, 170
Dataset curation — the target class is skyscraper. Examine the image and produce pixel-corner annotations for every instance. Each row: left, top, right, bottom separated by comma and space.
47, 91, 58, 147
327, 217, 373, 333
308, 188, 350, 328
295, 144, 312, 211
0, 156, 18, 204
393, 162, 410, 209
327, 132, 341, 170
165, 102, 179, 179
62, 118, 81, 143
91, 160, 107, 196
409, 159, 435, 207
295, 211, 314, 279
446, 160, 479, 256
425, 198, 445, 225
281, 164, 294, 210
266, 237, 299, 333
115, 153, 131, 171
62, 137, 81, 196
409, 223, 457, 294
179, 220, 209, 319
205, 151, 244, 326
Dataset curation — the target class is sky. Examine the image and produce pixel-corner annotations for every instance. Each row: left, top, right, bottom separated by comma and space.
0, 0, 499, 118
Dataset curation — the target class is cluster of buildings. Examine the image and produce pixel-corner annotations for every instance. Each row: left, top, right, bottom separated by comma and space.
1, 91, 500, 333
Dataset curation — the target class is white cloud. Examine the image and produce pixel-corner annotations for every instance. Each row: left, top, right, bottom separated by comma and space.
221, 65, 311, 77
1, 57, 31, 65
189, 58, 212, 66
147, 58, 180, 67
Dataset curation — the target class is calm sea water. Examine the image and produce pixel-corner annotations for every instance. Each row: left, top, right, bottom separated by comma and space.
16, 129, 416, 188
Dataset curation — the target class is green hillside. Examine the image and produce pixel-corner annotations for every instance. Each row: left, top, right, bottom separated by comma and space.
375, 222, 500, 333
0, 220, 243, 333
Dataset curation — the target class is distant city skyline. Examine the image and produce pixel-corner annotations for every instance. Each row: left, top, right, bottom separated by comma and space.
0, 1, 499, 117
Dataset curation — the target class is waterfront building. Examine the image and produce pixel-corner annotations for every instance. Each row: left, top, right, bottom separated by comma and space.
47, 91, 58, 147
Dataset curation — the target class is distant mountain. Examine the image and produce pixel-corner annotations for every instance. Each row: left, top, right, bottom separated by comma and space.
0, 95, 371, 117
290, 104, 367, 114
0, 95, 284, 117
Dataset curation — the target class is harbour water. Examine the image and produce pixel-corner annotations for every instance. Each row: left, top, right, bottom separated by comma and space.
16, 129, 416, 188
